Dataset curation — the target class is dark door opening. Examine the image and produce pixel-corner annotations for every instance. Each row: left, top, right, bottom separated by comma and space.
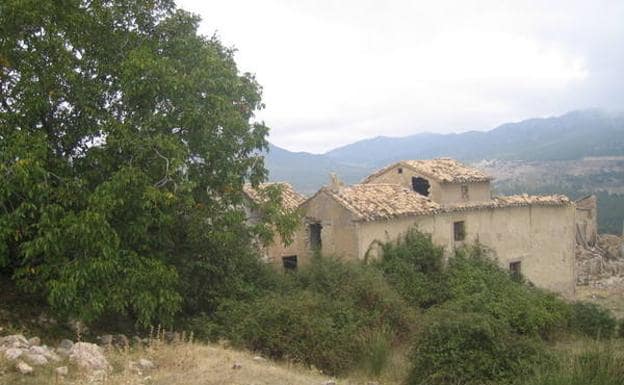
411, 177, 430, 196
509, 261, 521, 281
310, 222, 322, 250
282, 255, 298, 270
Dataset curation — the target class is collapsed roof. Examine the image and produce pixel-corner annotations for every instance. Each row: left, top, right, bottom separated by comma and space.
362, 158, 492, 184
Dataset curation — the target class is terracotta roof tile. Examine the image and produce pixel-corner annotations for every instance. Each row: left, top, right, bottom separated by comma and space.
362, 158, 492, 184
320, 185, 571, 221
322, 184, 441, 221
243, 182, 305, 211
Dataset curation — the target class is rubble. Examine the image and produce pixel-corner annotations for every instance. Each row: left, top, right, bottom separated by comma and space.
576, 234, 624, 287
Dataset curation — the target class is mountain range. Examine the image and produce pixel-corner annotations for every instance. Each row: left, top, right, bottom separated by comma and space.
264, 109, 624, 194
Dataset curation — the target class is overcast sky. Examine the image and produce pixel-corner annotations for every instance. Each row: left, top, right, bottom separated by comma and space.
177, 0, 624, 153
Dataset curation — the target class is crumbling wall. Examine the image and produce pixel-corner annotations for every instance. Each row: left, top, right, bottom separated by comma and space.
575, 195, 598, 247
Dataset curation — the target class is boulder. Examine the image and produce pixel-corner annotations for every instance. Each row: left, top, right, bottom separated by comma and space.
58, 339, 74, 350
113, 334, 129, 348
0, 335, 29, 349
4, 347, 23, 360
28, 337, 41, 346
98, 334, 113, 346
69, 342, 111, 372
55, 366, 69, 376
138, 358, 155, 370
23, 353, 48, 366
16, 360, 33, 375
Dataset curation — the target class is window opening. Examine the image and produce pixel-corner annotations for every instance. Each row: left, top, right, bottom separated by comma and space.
282, 255, 298, 270
453, 221, 466, 241
397, 167, 403, 174
310, 222, 322, 250
411, 177, 430, 196
509, 261, 522, 281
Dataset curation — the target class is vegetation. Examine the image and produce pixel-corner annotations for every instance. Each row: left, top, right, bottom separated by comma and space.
0, 0, 296, 326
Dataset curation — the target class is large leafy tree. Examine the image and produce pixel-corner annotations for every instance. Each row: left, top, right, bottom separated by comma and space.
0, 0, 281, 324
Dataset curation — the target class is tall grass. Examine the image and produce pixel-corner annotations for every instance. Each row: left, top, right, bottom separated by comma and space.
524, 341, 624, 385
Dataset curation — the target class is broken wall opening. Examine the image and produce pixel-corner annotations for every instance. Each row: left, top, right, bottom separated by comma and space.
411, 177, 431, 196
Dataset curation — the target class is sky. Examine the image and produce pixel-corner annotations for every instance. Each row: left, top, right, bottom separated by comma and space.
177, 0, 624, 154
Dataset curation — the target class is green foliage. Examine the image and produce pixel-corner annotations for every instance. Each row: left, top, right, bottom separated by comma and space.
619, 319, 624, 338
524, 343, 624, 385
0, 0, 294, 325
445, 245, 570, 339
375, 228, 447, 308
569, 302, 617, 339
220, 256, 415, 375
408, 311, 548, 385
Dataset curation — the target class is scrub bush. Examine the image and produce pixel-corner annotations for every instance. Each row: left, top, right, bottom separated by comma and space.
569, 302, 617, 339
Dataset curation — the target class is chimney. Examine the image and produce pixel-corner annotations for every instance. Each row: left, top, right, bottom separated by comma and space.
328, 172, 344, 192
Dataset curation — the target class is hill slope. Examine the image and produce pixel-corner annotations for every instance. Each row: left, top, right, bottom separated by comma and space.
265, 109, 624, 194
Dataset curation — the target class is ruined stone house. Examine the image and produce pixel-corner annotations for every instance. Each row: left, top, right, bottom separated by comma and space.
252, 159, 578, 298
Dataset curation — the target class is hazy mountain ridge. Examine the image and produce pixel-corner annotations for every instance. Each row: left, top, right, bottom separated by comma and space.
265, 109, 624, 194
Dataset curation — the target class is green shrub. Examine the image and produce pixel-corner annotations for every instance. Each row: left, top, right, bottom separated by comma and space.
569, 302, 617, 339
445, 246, 570, 339
408, 311, 548, 385
221, 256, 416, 375
619, 319, 624, 338
375, 228, 448, 308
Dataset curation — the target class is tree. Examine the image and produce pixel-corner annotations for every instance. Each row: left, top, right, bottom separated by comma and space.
0, 0, 283, 325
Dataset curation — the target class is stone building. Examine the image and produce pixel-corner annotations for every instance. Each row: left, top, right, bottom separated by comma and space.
257, 159, 577, 297
575, 195, 598, 247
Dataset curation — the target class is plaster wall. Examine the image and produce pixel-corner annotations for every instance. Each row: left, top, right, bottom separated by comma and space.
356, 205, 576, 297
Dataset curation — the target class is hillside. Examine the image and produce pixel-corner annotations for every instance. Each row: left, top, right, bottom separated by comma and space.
265, 109, 624, 194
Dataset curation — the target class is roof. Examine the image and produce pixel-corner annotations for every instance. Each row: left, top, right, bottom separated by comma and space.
575, 195, 597, 210
362, 158, 492, 184
243, 182, 305, 211
442, 194, 573, 212
319, 184, 441, 221
313, 185, 571, 222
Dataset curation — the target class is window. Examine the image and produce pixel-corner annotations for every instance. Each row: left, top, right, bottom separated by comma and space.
461, 184, 469, 201
509, 261, 522, 281
282, 255, 298, 270
310, 222, 322, 250
411, 177, 430, 196
453, 221, 465, 241
397, 167, 403, 174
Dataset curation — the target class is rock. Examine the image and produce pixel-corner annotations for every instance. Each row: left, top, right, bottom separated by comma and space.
31, 346, 62, 362
4, 347, 23, 360
232, 362, 242, 370
113, 334, 129, 348
56, 347, 71, 357
28, 337, 41, 346
138, 358, 155, 370
0, 335, 29, 349
55, 366, 69, 376
164, 331, 180, 344
253, 355, 266, 362
16, 360, 33, 375
323, 381, 337, 385
58, 339, 74, 350
69, 342, 111, 372
23, 353, 48, 366
98, 334, 113, 346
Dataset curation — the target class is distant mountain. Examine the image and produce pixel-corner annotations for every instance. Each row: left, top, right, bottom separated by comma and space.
265, 109, 624, 194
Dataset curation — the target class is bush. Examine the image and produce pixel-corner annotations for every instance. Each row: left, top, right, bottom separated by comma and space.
376, 229, 448, 308
445, 246, 570, 339
619, 319, 624, 338
408, 311, 548, 385
569, 302, 617, 339
221, 256, 416, 374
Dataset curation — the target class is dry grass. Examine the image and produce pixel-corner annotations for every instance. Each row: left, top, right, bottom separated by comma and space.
576, 284, 624, 319
1, 339, 385, 385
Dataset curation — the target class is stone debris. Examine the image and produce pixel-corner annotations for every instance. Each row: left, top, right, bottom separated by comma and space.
138, 358, 155, 370
69, 342, 112, 372
0, 334, 29, 349
58, 339, 74, 350
16, 360, 33, 374
28, 337, 41, 346
576, 234, 624, 286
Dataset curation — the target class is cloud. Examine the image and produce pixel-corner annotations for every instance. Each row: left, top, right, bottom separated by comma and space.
177, 0, 624, 153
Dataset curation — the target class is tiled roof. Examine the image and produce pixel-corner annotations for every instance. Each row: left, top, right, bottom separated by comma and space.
318, 185, 571, 222
243, 182, 305, 211
321, 184, 441, 221
362, 158, 492, 184
442, 194, 573, 212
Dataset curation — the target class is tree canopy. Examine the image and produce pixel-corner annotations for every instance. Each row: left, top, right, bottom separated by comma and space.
0, 0, 286, 325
